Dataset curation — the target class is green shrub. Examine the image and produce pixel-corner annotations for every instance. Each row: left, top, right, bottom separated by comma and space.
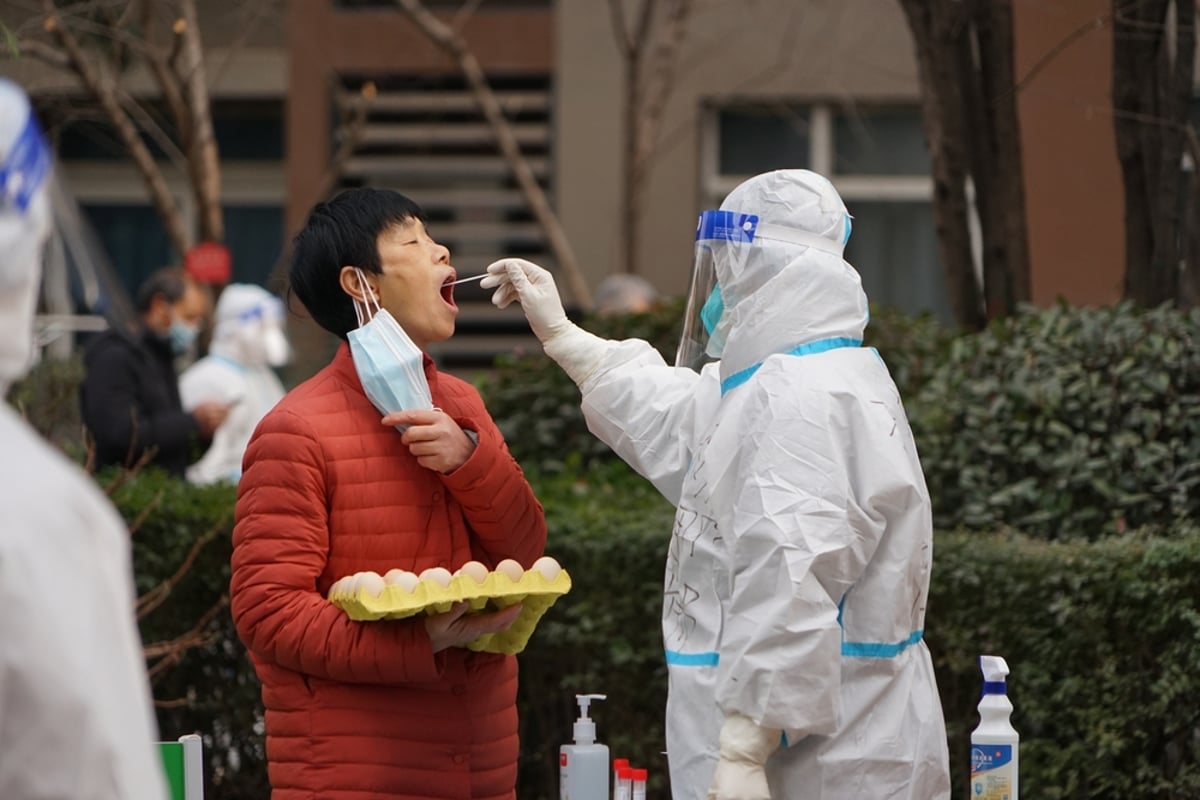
102, 467, 268, 800
910, 302, 1200, 538
930, 527, 1200, 799
4, 353, 86, 460
865, 304, 959, 400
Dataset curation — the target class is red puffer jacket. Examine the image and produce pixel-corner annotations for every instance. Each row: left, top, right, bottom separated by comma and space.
230, 344, 548, 800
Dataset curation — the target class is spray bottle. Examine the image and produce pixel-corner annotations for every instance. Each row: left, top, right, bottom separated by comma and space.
970, 655, 1019, 800
560, 694, 609, 800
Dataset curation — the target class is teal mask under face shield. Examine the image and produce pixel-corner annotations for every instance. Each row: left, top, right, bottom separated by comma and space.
674, 209, 850, 371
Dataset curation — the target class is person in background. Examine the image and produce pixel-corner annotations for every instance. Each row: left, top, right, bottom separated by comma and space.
482, 169, 951, 800
0, 77, 167, 800
80, 266, 230, 476
179, 283, 289, 484
593, 273, 660, 315
230, 187, 548, 800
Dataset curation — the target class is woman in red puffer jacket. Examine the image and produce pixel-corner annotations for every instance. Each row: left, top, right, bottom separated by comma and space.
230, 188, 548, 800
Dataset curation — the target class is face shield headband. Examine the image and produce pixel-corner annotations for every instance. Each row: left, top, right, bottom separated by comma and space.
674, 209, 849, 371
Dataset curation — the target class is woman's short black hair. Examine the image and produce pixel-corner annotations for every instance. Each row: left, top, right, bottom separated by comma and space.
288, 187, 425, 339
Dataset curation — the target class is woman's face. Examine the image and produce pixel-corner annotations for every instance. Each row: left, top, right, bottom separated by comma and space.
349, 219, 458, 351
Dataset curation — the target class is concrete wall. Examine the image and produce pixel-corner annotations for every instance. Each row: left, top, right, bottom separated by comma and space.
556, 0, 921, 298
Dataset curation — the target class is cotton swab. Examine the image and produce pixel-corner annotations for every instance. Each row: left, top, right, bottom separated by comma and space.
446, 273, 488, 286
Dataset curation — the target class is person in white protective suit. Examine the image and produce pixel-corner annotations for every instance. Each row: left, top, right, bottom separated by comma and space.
481, 169, 951, 800
179, 283, 289, 484
0, 78, 168, 799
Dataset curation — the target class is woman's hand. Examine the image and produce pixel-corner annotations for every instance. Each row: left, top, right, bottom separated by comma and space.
382, 408, 477, 473
424, 602, 524, 653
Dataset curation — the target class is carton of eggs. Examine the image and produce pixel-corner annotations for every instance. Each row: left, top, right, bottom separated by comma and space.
326, 556, 571, 654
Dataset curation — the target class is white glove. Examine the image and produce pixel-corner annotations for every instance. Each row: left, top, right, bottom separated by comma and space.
706, 712, 782, 800
481, 258, 573, 343
482, 258, 607, 386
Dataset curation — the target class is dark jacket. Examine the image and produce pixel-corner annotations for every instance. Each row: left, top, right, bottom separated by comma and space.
80, 327, 200, 476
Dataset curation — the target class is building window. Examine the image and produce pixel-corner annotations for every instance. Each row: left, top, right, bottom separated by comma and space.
704, 101, 951, 323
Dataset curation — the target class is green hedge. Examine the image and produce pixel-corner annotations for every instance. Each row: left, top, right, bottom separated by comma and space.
102, 468, 269, 800
910, 302, 1200, 538
91, 462, 1200, 800
929, 527, 1200, 799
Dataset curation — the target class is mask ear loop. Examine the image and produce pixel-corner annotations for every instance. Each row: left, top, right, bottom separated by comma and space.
353, 268, 382, 325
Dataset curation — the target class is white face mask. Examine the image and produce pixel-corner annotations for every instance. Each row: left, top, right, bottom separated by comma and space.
346, 268, 433, 429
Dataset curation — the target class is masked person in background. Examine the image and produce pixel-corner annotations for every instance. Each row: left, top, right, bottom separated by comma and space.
179, 283, 289, 484
482, 169, 951, 800
0, 77, 167, 800
230, 187, 547, 800
80, 266, 231, 476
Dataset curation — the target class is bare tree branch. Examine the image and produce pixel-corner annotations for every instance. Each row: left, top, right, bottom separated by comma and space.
393, 0, 593, 308
12, 37, 71, 68
144, 595, 229, 683
136, 517, 226, 619
42, 0, 191, 255
177, 0, 222, 243
607, 0, 636, 58
140, 0, 191, 141
116, 88, 190, 174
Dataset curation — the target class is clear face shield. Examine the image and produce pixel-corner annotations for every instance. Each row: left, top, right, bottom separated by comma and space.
675, 211, 758, 371
674, 209, 851, 371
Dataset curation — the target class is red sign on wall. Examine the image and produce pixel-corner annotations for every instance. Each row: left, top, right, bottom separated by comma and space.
185, 241, 232, 285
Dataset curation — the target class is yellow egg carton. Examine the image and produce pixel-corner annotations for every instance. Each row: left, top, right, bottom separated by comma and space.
327, 557, 571, 655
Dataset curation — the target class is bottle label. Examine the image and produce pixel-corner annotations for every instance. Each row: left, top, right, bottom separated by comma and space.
970, 744, 1014, 799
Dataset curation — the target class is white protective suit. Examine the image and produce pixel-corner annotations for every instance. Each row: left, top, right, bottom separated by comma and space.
179, 283, 288, 484
487, 170, 950, 799
0, 78, 168, 800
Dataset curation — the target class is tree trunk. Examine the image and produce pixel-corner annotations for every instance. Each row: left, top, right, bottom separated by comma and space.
1113, 0, 1194, 306
899, 0, 988, 331
971, 0, 1031, 315
180, 0, 224, 244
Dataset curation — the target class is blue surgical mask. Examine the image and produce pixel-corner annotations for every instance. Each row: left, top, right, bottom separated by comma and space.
168, 319, 199, 355
346, 269, 433, 428
700, 284, 724, 336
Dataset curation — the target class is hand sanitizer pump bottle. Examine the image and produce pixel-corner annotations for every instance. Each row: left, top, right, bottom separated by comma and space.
970, 655, 1019, 800
560, 693, 609, 800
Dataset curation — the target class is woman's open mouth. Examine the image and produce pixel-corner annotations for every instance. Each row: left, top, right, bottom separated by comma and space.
440, 277, 458, 310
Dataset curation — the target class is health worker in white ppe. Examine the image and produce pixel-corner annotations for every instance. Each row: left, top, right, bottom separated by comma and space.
0, 78, 168, 799
179, 283, 289, 484
482, 169, 951, 800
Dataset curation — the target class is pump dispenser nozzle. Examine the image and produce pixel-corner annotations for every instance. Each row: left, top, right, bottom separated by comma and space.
572, 693, 606, 745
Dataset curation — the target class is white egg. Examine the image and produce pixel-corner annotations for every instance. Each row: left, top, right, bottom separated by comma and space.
328, 577, 348, 597
455, 560, 489, 584
531, 556, 562, 581
356, 571, 385, 597
345, 572, 367, 594
419, 566, 453, 588
495, 559, 525, 582
384, 569, 421, 592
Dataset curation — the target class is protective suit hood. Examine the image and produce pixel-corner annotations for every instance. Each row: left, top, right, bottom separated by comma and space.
209, 283, 290, 368
0, 79, 52, 394
713, 170, 868, 380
